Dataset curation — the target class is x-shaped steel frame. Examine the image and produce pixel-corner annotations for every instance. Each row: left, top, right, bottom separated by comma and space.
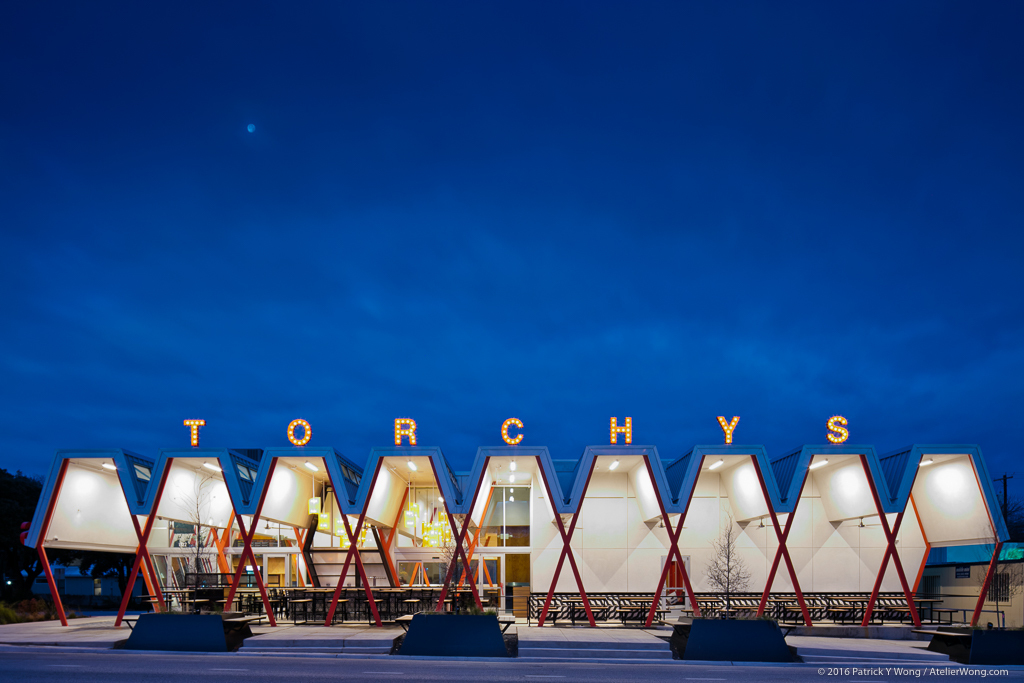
644, 455, 701, 627
751, 457, 813, 626
859, 454, 920, 628
225, 459, 278, 626
537, 455, 597, 627
116, 458, 173, 627
431, 457, 485, 612
325, 458, 384, 626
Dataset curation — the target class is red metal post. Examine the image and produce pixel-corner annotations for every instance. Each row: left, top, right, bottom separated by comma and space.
643, 454, 701, 627
224, 459, 278, 626
972, 541, 1003, 626
116, 458, 173, 627
536, 455, 598, 627
859, 454, 920, 628
751, 457, 813, 626
325, 457, 384, 626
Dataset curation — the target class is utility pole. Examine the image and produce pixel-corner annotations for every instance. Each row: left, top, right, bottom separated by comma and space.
995, 474, 1014, 519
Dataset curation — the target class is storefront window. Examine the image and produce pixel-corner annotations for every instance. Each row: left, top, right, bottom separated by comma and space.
481, 486, 530, 547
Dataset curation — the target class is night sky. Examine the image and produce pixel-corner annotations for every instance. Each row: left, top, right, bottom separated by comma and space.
2, 3, 1022, 490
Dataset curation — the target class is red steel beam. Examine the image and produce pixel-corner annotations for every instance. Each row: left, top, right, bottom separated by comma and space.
537, 455, 598, 627
751, 456, 813, 626
325, 457, 384, 626
859, 454, 920, 628
224, 458, 278, 626
116, 457, 173, 627
36, 459, 70, 626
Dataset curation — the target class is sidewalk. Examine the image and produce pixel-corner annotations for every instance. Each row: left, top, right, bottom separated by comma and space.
0, 616, 956, 665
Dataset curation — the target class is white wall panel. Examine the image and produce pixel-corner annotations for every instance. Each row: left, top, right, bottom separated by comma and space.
46, 464, 137, 552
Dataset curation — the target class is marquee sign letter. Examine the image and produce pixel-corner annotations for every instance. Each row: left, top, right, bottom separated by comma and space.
610, 417, 632, 444
394, 418, 417, 446
826, 415, 849, 444
717, 416, 740, 444
183, 419, 205, 447
288, 419, 312, 446
501, 418, 524, 445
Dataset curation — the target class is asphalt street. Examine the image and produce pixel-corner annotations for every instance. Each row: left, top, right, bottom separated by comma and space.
0, 651, 1021, 683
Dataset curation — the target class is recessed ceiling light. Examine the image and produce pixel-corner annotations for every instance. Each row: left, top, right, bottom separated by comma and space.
101, 463, 117, 471
509, 461, 517, 471
304, 461, 318, 472
709, 459, 724, 470
919, 458, 934, 467
808, 459, 828, 470
609, 460, 620, 470
407, 460, 417, 471
203, 462, 221, 472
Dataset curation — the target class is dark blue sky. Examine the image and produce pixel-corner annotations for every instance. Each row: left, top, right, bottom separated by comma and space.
2, 3, 1022, 490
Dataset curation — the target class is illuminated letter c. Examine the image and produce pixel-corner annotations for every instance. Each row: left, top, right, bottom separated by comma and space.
501, 418, 524, 445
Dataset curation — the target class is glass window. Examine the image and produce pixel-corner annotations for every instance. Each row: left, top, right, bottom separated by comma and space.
481, 486, 530, 547
133, 464, 151, 482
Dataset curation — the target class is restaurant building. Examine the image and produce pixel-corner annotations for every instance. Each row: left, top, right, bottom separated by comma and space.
25, 432, 1008, 628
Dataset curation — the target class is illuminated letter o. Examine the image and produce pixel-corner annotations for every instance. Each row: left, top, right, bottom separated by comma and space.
288, 419, 312, 446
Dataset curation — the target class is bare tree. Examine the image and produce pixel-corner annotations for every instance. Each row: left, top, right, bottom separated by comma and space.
974, 542, 1024, 628
704, 514, 751, 618
176, 472, 216, 589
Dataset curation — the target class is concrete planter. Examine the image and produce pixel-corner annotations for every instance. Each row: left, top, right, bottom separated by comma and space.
397, 613, 509, 657
970, 630, 1024, 665
123, 613, 229, 652
672, 618, 795, 662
